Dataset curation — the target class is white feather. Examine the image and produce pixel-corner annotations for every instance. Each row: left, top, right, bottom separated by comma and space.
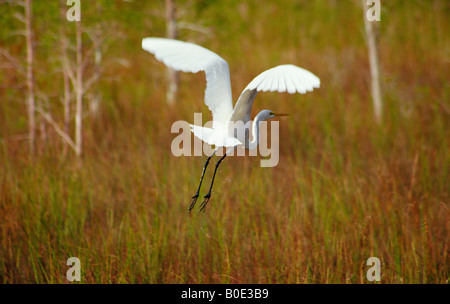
190, 124, 241, 148
142, 38, 233, 129
230, 64, 320, 123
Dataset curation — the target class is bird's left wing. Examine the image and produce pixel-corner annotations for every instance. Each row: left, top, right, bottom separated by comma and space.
142, 38, 234, 129
230, 64, 320, 123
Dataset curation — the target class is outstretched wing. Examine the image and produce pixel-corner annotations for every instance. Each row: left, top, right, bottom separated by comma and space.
142, 38, 233, 129
230, 64, 320, 123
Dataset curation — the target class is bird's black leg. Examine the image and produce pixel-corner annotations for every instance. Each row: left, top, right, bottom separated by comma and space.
189, 151, 216, 213
199, 153, 227, 212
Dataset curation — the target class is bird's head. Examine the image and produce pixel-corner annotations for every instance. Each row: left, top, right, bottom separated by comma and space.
258, 109, 289, 121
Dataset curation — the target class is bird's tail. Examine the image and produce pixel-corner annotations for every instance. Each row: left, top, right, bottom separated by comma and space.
189, 124, 242, 148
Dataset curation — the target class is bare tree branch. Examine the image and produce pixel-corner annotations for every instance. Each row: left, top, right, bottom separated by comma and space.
0, 47, 25, 75
83, 73, 101, 94
36, 106, 76, 152
0, 134, 29, 143
177, 22, 212, 37
13, 12, 25, 23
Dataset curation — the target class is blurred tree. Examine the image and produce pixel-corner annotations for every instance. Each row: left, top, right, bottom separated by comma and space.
24, 0, 36, 154
32, 1, 116, 159
74, 19, 83, 157
0, 0, 39, 154
35, 3, 83, 157
166, 0, 179, 105
59, 1, 71, 152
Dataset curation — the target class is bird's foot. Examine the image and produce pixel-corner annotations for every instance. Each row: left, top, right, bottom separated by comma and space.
199, 193, 211, 213
189, 194, 199, 213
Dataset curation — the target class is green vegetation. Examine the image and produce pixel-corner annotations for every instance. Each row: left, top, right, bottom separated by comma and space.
0, 0, 448, 283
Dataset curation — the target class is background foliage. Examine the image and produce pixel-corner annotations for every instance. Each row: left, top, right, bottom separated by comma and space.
0, 0, 448, 283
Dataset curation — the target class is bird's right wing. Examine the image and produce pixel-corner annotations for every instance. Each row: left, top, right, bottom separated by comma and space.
142, 38, 234, 129
230, 64, 320, 123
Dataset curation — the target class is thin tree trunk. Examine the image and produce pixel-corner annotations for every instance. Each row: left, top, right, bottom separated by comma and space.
363, 3, 383, 124
62, 35, 71, 155
63, 53, 71, 137
60, 3, 71, 138
166, 0, 179, 105
24, 0, 36, 154
75, 21, 83, 157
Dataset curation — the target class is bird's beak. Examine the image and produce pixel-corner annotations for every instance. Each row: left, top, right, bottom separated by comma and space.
273, 112, 289, 117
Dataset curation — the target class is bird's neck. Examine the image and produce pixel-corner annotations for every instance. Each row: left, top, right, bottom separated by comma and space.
249, 114, 264, 150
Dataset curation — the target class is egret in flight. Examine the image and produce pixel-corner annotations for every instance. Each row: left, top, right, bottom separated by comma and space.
142, 38, 320, 212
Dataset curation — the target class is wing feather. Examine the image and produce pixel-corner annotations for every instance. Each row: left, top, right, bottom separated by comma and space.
291, 71, 306, 94
284, 70, 297, 94
278, 70, 287, 93
142, 38, 233, 129
259, 71, 272, 92
269, 69, 279, 92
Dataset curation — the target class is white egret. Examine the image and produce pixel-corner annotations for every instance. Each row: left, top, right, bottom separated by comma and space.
142, 38, 320, 212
